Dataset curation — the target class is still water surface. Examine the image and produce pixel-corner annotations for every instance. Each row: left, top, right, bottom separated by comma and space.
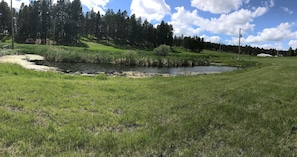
43, 61, 239, 76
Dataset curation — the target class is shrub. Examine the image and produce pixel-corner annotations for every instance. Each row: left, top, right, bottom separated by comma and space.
153, 45, 171, 56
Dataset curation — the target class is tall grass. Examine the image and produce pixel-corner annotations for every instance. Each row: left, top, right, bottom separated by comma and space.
0, 49, 20, 56
13, 43, 231, 66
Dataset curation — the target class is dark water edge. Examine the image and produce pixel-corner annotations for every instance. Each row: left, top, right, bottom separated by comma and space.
39, 61, 239, 76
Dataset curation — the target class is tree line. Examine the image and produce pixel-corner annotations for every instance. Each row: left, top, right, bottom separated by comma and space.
0, 0, 175, 48
173, 36, 205, 52
202, 41, 297, 57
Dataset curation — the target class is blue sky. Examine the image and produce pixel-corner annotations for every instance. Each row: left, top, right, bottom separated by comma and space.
8, 0, 297, 50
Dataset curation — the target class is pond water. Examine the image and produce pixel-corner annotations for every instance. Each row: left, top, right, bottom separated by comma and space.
41, 61, 239, 76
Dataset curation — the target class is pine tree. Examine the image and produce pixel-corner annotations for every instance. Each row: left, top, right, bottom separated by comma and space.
157, 21, 173, 46
40, 0, 50, 44
288, 47, 294, 56
128, 14, 137, 46
0, 0, 11, 38
94, 11, 101, 40
16, 3, 30, 43
64, 0, 83, 45
30, 1, 41, 41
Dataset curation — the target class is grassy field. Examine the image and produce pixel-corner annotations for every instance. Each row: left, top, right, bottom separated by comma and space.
1, 44, 297, 156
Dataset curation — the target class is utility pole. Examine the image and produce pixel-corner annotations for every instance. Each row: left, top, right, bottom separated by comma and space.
11, 0, 14, 49
237, 28, 241, 60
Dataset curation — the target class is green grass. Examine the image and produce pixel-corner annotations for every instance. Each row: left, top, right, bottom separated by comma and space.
84, 41, 126, 53
0, 50, 297, 156
5, 42, 240, 67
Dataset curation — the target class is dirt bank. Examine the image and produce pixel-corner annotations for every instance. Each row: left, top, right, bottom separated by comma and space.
0, 54, 57, 71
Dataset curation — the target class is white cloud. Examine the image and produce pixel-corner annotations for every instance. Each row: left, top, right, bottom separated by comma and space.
245, 22, 296, 43
225, 36, 285, 50
250, 42, 284, 50
225, 36, 283, 50
252, 6, 267, 17
174, 26, 202, 36
201, 35, 221, 43
190, 0, 244, 14
289, 40, 297, 49
171, 6, 268, 37
281, 7, 293, 15
205, 7, 267, 35
4, 0, 30, 10
173, 0, 275, 39
130, 0, 170, 22
226, 23, 297, 50
226, 37, 241, 45
170, 7, 203, 36
80, 0, 111, 13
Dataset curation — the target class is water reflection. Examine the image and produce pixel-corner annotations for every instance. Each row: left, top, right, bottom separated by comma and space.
43, 61, 239, 76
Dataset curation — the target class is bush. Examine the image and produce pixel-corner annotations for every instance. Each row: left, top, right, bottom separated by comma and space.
153, 45, 171, 56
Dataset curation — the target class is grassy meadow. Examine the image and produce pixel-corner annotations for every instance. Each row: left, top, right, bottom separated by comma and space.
0, 43, 297, 156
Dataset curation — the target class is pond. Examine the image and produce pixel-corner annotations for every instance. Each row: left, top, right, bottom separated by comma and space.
40, 61, 239, 76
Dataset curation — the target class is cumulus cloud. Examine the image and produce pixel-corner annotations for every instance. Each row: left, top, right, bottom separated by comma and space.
242, 22, 297, 50
201, 35, 221, 43
190, 0, 253, 14
79, 0, 111, 13
190, 0, 245, 14
289, 40, 297, 49
226, 37, 246, 46
130, 0, 171, 22
170, 7, 203, 36
205, 7, 267, 35
171, 6, 268, 37
245, 22, 296, 43
226, 37, 284, 50
171, 0, 276, 42
250, 42, 284, 50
